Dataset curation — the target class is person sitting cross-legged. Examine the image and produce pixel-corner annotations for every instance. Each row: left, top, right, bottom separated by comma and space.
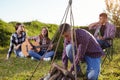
28, 27, 54, 61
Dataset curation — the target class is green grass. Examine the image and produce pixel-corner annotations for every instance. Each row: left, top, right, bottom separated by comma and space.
0, 54, 62, 80
99, 53, 120, 80
0, 38, 120, 80
99, 38, 120, 80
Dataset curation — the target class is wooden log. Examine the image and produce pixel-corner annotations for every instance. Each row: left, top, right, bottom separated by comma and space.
50, 66, 63, 80
50, 66, 57, 76
57, 73, 63, 80
49, 70, 61, 80
52, 63, 75, 80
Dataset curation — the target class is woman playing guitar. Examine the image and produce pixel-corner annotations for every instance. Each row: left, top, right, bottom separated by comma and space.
27, 27, 54, 61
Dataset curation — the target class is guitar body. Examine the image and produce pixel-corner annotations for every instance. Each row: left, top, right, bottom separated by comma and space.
32, 41, 41, 52
22, 39, 40, 57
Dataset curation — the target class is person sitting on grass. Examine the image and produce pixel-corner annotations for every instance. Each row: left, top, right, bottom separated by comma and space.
6, 23, 26, 60
28, 27, 54, 61
59, 23, 104, 80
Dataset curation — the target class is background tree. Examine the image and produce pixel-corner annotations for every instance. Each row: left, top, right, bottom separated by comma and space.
105, 0, 120, 27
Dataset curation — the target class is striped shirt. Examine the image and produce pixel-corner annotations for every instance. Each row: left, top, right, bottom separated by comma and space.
62, 29, 104, 71
7, 32, 26, 57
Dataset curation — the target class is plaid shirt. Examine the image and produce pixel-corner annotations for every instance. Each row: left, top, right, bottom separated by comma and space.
62, 29, 104, 72
7, 32, 26, 57
93, 22, 116, 40
29, 36, 50, 50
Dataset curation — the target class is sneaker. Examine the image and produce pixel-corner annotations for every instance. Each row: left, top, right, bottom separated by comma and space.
31, 57, 38, 61
31, 57, 35, 60
43, 57, 51, 61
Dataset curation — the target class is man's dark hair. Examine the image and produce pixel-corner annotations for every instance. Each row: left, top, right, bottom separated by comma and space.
15, 23, 23, 30
59, 23, 71, 34
99, 13, 107, 18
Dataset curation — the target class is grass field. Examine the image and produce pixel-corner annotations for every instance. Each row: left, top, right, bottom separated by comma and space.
0, 38, 120, 80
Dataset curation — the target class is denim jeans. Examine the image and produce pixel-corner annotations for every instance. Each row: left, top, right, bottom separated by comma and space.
66, 44, 80, 71
66, 44, 100, 80
97, 39, 110, 49
85, 56, 100, 80
14, 49, 25, 57
28, 50, 54, 60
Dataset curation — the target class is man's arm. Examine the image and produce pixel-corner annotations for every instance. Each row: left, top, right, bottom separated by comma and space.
62, 42, 68, 70
88, 22, 100, 30
14, 44, 21, 50
70, 33, 89, 72
6, 35, 14, 60
69, 44, 81, 72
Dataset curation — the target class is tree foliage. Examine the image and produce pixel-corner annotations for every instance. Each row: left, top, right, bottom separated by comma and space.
0, 19, 59, 47
0, 20, 13, 46
105, 0, 120, 27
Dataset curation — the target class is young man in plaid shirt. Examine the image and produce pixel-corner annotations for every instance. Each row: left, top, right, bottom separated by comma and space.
6, 23, 26, 59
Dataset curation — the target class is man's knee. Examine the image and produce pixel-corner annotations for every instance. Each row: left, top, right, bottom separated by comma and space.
66, 44, 72, 57
87, 70, 99, 80
66, 44, 72, 50
19, 52, 25, 57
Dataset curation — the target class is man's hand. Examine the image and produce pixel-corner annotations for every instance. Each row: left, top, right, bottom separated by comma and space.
6, 54, 10, 60
14, 44, 21, 50
98, 36, 104, 40
88, 21, 100, 30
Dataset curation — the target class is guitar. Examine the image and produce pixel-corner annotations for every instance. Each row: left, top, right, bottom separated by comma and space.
22, 39, 55, 57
